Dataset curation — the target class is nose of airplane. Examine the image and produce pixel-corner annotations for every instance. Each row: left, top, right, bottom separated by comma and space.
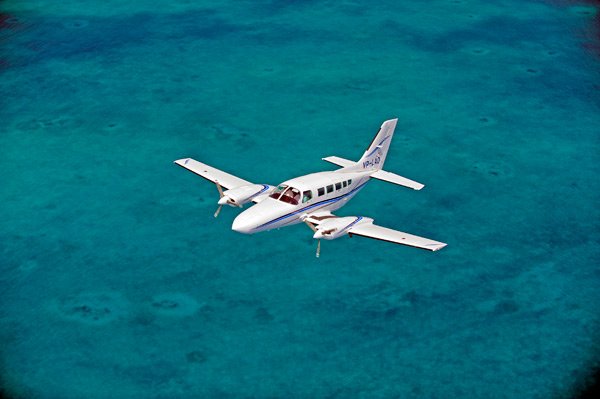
232, 213, 254, 234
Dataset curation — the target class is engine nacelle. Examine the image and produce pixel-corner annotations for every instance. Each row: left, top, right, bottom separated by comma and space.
219, 184, 271, 207
313, 217, 365, 240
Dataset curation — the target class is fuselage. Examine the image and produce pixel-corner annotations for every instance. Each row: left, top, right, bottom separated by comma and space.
232, 169, 371, 233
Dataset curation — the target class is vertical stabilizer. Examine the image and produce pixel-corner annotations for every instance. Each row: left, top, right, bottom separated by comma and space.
357, 118, 397, 171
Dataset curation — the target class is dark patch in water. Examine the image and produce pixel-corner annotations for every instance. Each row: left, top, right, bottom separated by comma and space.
344, 81, 372, 91
254, 307, 274, 323
72, 305, 111, 321
186, 350, 207, 364
493, 300, 519, 315
57, 292, 126, 324
472, 160, 511, 178
150, 293, 201, 316
402, 290, 420, 306
153, 299, 179, 309
470, 47, 489, 55
132, 312, 155, 327
0, 14, 22, 29
64, 19, 89, 29
15, 117, 82, 131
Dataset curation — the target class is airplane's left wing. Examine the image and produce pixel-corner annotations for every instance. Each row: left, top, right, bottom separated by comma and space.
348, 220, 447, 251
174, 158, 252, 190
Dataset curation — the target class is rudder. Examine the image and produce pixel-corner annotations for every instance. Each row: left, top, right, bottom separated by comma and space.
357, 118, 397, 171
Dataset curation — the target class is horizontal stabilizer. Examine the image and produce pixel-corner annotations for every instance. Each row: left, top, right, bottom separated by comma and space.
322, 156, 355, 168
370, 170, 424, 190
349, 221, 446, 251
174, 158, 252, 190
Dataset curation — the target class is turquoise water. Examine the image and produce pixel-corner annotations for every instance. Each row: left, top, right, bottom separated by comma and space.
1, 1, 599, 397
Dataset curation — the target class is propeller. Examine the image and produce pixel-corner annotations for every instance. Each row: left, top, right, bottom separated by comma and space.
214, 181, 225, 218
316, 239, 321, 258
304, 220, 321, 258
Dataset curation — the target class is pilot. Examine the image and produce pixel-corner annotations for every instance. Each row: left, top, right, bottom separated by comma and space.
292, 190, 300, 203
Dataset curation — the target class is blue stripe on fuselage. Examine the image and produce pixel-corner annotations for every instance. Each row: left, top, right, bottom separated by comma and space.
255, 180, 369, 230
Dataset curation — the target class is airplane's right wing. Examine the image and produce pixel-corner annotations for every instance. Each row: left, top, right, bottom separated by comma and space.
174, 158, 275, 208
174, 158, 252, 189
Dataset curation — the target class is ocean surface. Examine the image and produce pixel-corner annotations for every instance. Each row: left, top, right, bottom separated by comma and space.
1, 1, 599, 398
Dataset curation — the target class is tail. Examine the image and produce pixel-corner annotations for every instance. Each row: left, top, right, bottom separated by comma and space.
322, 118, 424, 190
357, 118, 397, 171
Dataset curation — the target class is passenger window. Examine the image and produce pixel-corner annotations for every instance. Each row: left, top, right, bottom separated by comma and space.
326, 185, 334, 193
342, 181, 347, 188
302, 190, 312, 203
317, 187, 325, 196
335, 182, 342, 190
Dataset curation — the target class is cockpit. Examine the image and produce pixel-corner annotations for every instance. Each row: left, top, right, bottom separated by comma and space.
269, 184, 312, 205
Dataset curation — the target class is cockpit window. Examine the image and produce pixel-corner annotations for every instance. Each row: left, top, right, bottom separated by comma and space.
279, 187, 301, 205
302, 190, 312, 203
269, 184, 288, 200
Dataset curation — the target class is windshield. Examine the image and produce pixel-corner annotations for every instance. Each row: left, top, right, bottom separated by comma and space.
280, 187, 300, 205
269, 184, 300, 205
269, 184, 287, 200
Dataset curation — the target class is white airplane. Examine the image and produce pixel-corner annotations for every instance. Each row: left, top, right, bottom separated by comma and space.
174, 118, 446, 257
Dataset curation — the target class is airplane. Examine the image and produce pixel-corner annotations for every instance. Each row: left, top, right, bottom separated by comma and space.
174, 118, 446, 257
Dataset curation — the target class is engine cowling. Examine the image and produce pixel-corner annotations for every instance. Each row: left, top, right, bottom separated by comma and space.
313, 217, 363, 240
219, 184, 271, 207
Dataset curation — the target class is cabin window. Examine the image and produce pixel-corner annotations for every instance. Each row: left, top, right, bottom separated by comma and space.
317, 187, 325, 196
342, 181, 347, 188
335, 182, 342, 190
302, 190, 312, 203
348, 179, 352, 185
326, 185, 334, 193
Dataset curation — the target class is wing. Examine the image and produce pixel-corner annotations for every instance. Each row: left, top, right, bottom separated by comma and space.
349, 221, 447, 251
304, 214, 446, 252
174, 158, 252, 190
